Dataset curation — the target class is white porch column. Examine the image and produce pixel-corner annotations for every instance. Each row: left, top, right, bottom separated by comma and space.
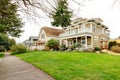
91, 36, 93, 49
60, 39, 62, 46
90, 22, 92, 32
66, 39, 68, 47
85, 36, 87, 49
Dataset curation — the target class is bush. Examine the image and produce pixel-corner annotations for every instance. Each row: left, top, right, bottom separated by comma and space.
60, 44, 66, 51
111, 46, 120, 53
108, 41, 117, 50
46, 39, 59, 50
94, 47, 101, 51
73, 43, 81, 48
10, 44, 27, 55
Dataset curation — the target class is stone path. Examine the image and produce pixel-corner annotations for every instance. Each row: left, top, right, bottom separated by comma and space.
0, 52, 55, 80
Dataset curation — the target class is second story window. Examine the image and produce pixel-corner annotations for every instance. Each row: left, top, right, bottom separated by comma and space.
93, 26, 96, 32
41, 34, 45, 39
102, 28, 104, 34
81, 26, 85, 32
76, 28, 78, 33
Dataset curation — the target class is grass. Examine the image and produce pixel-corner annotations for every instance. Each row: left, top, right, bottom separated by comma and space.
16, 51, 120, 80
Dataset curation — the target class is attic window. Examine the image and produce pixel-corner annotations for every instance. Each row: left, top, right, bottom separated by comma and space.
41, 34, 45, 39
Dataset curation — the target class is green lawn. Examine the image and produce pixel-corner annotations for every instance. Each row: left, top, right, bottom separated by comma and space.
16, 51, 120, 80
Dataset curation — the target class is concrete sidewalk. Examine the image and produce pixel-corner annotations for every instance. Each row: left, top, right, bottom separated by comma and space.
0, 54, 55, 80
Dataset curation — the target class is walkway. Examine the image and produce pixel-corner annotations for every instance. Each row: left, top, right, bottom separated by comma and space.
0, 52, 55, 80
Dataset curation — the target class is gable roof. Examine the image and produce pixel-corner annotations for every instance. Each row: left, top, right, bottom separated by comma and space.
40, 27, 64, 37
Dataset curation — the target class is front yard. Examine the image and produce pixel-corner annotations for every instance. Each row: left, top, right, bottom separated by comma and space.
16, 51, 120, 80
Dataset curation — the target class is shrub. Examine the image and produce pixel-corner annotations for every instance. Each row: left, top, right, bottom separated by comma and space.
46, 39, 59, 50
94, 47, 101, 51
108, 41, 117, 50
111, 46, 120, 53
60, 44, 66, 51
73, 43, 81, 48
10, 44, 27, 55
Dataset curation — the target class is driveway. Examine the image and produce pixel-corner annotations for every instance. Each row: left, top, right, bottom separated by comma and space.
0, 53, 55, 80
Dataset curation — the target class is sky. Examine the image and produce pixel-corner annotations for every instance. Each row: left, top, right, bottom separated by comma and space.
15, 0, 120, 43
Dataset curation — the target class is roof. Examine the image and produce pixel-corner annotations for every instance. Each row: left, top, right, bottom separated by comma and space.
29, 36, 39, 41
71, 17, 108, 29
41, 27, 64, 37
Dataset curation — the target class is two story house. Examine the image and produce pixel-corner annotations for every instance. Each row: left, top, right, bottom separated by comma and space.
59, 18, 110, 49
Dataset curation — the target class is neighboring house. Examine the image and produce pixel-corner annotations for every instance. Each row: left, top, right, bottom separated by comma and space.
59, 18, 110, 49
23, 36, 39, 50
36, 27, 64, 50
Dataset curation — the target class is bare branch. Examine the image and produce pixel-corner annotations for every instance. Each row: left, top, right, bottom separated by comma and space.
12, 0, 88, 23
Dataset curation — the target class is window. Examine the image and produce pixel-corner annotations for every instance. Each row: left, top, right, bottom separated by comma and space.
93, 26, 96, 32
41, 34, 45, 39
81, 26, 85, 32
76, 28, 78, 33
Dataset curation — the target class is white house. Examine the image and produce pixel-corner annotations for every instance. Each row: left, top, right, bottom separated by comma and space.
36, 27, 64, 50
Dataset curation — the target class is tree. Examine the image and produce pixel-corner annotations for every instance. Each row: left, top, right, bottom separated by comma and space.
0, 34, 10, 51
0, 0, 23, 37
51, 0, 72, 28
0, 34, 16, 51
9, 38, 16, 46
46, 39, 59, 50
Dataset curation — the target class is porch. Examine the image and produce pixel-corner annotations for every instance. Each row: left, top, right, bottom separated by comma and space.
60, 36, 93, 49
36, 40, 45, 50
